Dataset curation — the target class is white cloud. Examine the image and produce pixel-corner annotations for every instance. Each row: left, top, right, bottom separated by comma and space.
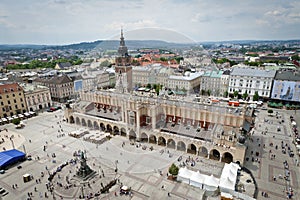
0, 0, 299, 44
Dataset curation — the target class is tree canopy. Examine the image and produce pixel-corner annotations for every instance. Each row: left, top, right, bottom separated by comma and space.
6, 57, 83, 70
168, 163, 179, 177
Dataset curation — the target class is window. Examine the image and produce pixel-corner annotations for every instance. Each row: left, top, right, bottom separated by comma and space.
7, 100, 10, 104
146, 117, 151, 124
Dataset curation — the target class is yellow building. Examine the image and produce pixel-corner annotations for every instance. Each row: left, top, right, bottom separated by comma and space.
0, 83, 27, 118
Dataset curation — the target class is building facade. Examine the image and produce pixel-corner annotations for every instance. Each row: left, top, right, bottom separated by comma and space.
0, 83, 27, 118
228, 68, 276, 99
167, 72, 202, 94
22, 83, 52, 112
34, 74, 74, 103
270, 69, 300, 103
65, 90, 250, 165
200, 70, 228, 97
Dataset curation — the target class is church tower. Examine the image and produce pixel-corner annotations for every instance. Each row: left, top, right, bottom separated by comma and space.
115, 29, 132, 93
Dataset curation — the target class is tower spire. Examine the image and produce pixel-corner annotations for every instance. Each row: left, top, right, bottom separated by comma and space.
118, 28, 128, 57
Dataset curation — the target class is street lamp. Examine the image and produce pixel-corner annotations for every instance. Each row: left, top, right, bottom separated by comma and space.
115, 160, 118, 173
10, 138, 15, 149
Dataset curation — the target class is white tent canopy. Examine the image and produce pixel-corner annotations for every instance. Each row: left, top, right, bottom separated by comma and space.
190, 171, 205, 188
219, 162, 240, 193
177, 167, 193, 184
203, 174, 219, 191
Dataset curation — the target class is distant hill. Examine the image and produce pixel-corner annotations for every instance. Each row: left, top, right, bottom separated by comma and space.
0, 40, 198, 51
1, 39, 299, 51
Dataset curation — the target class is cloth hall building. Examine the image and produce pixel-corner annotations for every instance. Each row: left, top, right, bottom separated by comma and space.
64, 30, 251, 166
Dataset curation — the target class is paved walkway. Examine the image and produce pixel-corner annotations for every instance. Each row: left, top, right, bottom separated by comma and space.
0, 107, 299, 200
244, 108, 300, 200
0, 111, 213, 200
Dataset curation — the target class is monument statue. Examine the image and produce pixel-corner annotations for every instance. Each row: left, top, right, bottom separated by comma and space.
76, 151, 95, 180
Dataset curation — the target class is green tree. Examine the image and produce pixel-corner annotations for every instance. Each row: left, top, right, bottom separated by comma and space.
223, 91, 229, 98
146, 83, 151, 89
207, 90, 211, 96
267, 109, 273, 114
168, 163, 179, 178
159, 57, 167, 62
12, 118, 21, 125
233, 90, 239, 98
242, 91, 248, 100
182, 87, 187, 94
253, 91, 259, 101
174, 56, 183, 64
291, 55, 299, 61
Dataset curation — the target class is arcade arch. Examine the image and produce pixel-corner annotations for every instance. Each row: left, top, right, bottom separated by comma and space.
210, 149, 220, 161
120, 128, 126, 137
158, 136, 166, 146
167, 139, 176, 149
87, 120, 92, 128
113, 126, 119, 135
100, 123, 105, 131
69, 116, 74, 123
149, 134, 157, 144
129, 130, 137, 141
106, 124, 112, 133
187, 143, 197, 154
198, 146, 208, 157
177, 141, 186, 151
93, 121, 99, 130
221, 152, 233, 163
81, 119, 86, 126
140, 132, 148, 143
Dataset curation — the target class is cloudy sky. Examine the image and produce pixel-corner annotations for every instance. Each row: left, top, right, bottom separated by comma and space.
0, 0, 299, 44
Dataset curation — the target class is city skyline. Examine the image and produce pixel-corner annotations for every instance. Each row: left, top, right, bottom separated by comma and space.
0, 0, 300, 45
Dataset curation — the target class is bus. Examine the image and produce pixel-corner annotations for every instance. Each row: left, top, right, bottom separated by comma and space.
228, 101, 240, 107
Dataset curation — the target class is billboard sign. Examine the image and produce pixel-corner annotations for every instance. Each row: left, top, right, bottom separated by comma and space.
271, 80, 300, 102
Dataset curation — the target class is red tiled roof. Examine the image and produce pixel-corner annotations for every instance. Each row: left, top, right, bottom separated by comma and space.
0, 83, 23, 94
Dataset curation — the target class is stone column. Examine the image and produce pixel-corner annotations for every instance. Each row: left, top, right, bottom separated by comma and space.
136, 107, 140, 139
152, 105, 156, 130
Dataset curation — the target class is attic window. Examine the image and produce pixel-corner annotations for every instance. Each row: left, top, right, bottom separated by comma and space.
10, 88, 14, 91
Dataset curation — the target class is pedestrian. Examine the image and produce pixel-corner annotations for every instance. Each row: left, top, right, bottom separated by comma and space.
168, 192, 170, 197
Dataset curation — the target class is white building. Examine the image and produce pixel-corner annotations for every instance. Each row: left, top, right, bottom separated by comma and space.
22, 83, 52, 111
228, 68, 276, 99
200, 70, 229, 97
167, 72, 202, 94
132, 64, 174, 88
